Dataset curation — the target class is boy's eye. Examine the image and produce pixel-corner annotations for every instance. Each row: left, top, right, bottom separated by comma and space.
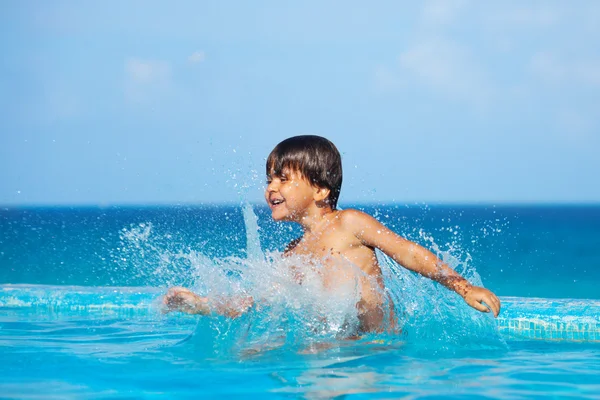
265, 175, 289, 185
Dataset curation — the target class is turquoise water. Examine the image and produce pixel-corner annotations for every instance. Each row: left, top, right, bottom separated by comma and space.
1, 205, 600, 397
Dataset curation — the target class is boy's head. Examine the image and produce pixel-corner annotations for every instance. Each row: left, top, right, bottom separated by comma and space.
266, 135, 343, 209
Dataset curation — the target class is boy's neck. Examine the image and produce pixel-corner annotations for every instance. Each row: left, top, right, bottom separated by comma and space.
297, 204, 336, 233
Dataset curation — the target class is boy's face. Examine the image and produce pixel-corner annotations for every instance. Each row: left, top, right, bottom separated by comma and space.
265, 168, 319, 221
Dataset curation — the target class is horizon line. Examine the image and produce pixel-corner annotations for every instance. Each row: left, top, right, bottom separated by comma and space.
2, 200, 600, 209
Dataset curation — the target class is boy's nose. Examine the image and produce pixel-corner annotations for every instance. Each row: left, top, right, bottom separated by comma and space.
266, 180, 278, 192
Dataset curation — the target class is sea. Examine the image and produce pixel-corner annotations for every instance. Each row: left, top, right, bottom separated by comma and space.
1, 204, 599, 398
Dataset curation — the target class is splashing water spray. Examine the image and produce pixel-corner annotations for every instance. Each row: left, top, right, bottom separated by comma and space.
117, 204, 503, 357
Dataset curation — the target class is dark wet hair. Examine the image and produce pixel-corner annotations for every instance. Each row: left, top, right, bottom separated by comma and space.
266, 135, 343, 209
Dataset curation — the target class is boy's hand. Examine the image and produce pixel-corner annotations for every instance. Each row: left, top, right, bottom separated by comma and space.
461, 285, 501, 317
163, 287, 209, 315
162, 287, 254, 318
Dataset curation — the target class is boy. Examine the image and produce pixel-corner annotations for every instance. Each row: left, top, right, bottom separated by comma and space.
164, 135, 500, 333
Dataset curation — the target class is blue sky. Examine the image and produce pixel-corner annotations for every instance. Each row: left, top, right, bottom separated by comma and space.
1, 1, 599, 205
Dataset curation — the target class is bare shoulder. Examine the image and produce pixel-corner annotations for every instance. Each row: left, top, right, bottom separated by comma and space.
336, 208, 392, 245
337, 208, 378, 227
337, 209, 381, 234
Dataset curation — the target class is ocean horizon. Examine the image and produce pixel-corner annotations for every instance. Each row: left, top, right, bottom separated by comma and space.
2, 203, 599, 300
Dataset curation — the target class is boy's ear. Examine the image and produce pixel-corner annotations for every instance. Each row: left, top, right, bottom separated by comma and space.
313, 186, 331, 202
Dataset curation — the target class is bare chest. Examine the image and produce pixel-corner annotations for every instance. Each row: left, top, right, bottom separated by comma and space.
287, 227, 376, 270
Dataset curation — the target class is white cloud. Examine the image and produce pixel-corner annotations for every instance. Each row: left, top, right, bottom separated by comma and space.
528, 52, 599, 143
421, 0, 467, 27
124, 58, 172, 104
373, 1, 600, 111
373, 1, 490, 106
530, 52, 600, 87
529, 52, 565, 83
188, 51, 206, 64
486, 6, 560, 28
125, 58, 170, 84
397, 38, 490, 105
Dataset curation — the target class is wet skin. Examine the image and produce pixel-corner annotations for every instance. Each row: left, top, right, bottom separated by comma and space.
164, 168, 501, 333
265, 169, 501, 332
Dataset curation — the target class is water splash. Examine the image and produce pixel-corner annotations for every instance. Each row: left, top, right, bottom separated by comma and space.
242, 203, 264, 263
377, 228, 503, 351
114, 222, 202, 288
115, 205, 503, 355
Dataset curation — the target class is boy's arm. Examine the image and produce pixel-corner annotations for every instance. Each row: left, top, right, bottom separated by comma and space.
163, 287, 253, 318
341, 210, 501, 317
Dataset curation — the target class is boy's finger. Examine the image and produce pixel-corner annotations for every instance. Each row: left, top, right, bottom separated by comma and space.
469, 299, 490, 313
491, 300, 500, 317
488, 303, 499, 317
486, 296, 500, 317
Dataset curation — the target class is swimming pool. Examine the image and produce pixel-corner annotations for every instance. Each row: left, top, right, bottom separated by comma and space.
1, 205, 599, 398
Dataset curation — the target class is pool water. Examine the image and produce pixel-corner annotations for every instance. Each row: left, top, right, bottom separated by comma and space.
2, 291, 599, 398
1, 205, 599, 398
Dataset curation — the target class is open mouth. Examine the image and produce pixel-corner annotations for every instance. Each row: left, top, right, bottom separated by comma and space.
270, 198, 284, 207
